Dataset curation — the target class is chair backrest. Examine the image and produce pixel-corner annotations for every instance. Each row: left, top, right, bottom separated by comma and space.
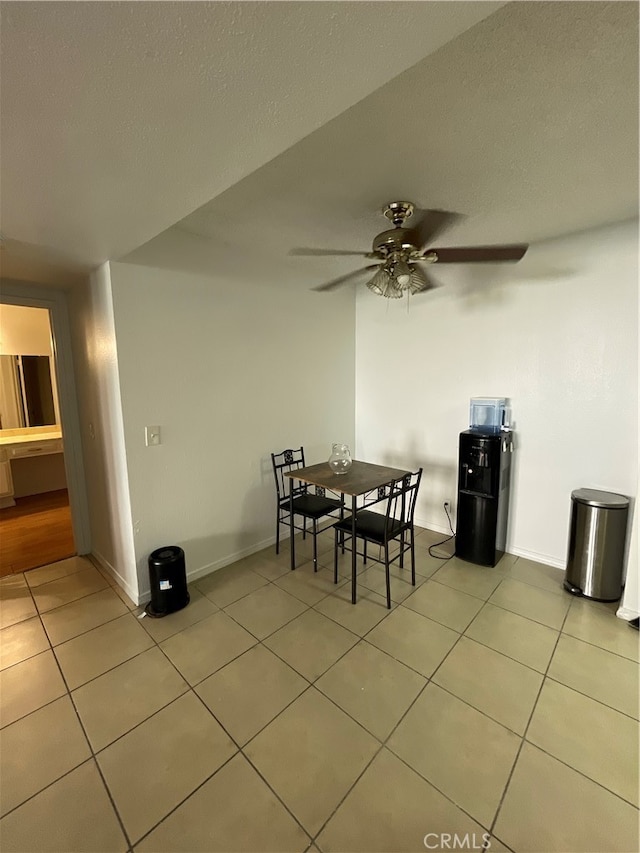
382, 468, 422, 537
271, 447, 307, 502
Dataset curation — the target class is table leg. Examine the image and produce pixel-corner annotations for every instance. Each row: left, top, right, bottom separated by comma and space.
351, 494, 357, 604
289, 477, 296, 571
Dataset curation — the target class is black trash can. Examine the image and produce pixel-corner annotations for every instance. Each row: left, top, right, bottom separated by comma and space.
564, 489, 629, 602
146, 546, 190, 617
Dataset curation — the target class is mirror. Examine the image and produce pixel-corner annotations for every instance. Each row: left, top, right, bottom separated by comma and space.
0, 354, 57, 429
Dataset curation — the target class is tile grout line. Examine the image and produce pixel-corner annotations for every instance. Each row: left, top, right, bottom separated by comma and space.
2, 556, 629, 701
45, 605, 143, 650
555, 627, 640, 664
47, 617, 156, 691
121, 586, 317, 850
334, 595, 571, 741
457, 604, 563, 670
483, 596, 640, 833
29, 574, 112, 616
308, 577, 496, 845
512, 739, 640, 811
123, 557, 332, 847
11, 559, 316, 697
0, 614, 135, 853
23, 559, 96, 589
542, 673, 640, 722
487, 599, 573, 842
172, 555, 636, 669
73, 601, 247, 851
2, 567, 179, 847
111, 551, 458, 847
463, 592, 638, 664
7, 594, 635, 827
5, 563, 320, 739
1, 591, 117, 650
53, 628, 135, 853
127, 751, 241, 851
309, 621, 488, 844
365, 593, 536, 846
363, 580, 553, 846
2, 547, 636, 849
351, 573, 565, 836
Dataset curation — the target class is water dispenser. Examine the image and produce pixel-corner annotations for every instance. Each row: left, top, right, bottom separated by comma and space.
455, 430, 513, 567
469, 397, 509, 434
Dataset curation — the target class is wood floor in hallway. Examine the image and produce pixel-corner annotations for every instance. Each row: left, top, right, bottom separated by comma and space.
0, 489, 75, 576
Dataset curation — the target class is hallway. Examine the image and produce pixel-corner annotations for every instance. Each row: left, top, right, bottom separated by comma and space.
0, 490, 75, 576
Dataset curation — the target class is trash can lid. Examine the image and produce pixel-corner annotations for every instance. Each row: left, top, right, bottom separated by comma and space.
149, 545, 184, 562
571, 489, 629, 508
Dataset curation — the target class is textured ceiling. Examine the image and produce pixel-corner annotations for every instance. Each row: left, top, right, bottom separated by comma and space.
123, 0, 638, 293
0, 1, 503, 285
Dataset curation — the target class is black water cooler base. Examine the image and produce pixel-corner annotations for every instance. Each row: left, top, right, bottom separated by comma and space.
455, 431, 511, 569
455, 549, 505, 568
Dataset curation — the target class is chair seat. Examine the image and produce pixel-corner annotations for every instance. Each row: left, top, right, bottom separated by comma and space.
334, 510, 405, 545
281, 494, 342, 519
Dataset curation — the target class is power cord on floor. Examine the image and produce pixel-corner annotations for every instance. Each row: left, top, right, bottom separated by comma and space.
428, 502, 456, 562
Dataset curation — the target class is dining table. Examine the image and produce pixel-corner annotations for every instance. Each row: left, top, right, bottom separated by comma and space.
284, 459, 412, 603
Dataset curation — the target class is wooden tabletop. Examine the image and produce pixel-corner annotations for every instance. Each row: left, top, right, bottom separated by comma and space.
284, 460, 411, 497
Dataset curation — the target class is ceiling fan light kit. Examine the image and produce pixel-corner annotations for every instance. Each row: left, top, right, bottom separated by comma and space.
293, 201, 529, 298
367, 265, 403, 299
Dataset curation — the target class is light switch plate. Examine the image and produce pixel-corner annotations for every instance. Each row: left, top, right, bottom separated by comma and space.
145, 425, 161, 446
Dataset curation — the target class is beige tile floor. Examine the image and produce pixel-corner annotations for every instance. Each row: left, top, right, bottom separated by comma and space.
0, 535, 638, 852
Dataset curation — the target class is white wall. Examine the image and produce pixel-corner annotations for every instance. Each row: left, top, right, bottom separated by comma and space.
0, 304, 52, 355
68, 265, 138, 600
618, 494, 638, 620
109, 261, 355, 600
356, 220, 638, 569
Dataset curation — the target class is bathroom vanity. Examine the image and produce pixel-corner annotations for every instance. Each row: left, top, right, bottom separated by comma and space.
0, 428, 64, 508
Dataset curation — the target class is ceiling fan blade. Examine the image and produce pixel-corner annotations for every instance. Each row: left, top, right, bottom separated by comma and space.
424, 244, 529, 263
407, 209, 461, 250
290, 248, 368, 257
312, 264, 379, 292
407, 264, 439, 295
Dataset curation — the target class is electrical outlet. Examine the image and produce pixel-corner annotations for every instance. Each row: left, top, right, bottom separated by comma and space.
444, 500, 451, 511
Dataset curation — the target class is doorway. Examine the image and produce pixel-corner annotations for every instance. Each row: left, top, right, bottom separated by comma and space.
0, 283, 90, 578
0, 304, 76, 575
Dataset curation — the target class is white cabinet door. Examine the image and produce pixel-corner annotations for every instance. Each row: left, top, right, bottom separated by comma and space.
0, 460, 14, 498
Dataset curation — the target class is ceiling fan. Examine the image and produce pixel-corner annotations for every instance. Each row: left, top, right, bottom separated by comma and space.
291, 202, 528, 298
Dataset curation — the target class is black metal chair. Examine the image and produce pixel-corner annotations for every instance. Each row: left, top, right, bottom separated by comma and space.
271, 447, 343, 572
333, 469, 423, 608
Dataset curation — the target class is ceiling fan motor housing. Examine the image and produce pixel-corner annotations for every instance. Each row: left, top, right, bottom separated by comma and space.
372, 228, 418, 257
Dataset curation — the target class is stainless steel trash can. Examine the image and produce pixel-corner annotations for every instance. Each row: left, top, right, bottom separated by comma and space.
564, 489, 629, 601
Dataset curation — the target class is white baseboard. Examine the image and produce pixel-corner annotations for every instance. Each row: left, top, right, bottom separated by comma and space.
506, 546, 565, 570
186, 533, 277, 584
136, 533, 280, 606
415, 516, 565, 570
415, 516, 452, 537
616, 604, 640, 621
90, 550, 139, 605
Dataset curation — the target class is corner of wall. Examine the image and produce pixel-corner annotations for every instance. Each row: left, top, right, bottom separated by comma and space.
69, 261, 140, 600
